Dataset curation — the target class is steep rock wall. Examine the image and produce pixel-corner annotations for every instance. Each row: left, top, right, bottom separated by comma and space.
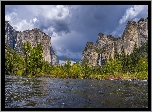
81, 17, 148, 66
5, 21, 17, 49
82, 42, 98, 66
5, 21, 59, 65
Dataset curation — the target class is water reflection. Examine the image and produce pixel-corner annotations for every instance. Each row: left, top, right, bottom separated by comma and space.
5, 75, 148, 108
5, 75, 47, 108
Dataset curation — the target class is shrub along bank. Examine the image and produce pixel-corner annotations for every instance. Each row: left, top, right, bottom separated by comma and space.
5, 41, 148, 80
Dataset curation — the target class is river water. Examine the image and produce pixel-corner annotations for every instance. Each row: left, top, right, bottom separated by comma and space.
5, 75, 148, 108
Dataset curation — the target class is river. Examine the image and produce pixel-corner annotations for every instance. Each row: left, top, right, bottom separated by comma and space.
5, 75, 148, 108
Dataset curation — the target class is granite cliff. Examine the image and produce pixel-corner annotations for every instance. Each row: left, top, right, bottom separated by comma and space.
81, 17, 148, 66
5, 21, 59, 65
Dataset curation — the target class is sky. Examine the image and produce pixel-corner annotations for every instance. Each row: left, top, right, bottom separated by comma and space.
5, 5, 148, 63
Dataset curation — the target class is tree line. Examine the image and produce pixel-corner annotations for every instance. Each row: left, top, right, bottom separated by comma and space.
5, 41, 148, 80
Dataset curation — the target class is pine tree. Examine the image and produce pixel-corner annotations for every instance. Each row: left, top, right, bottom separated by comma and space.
81, 56, 89, 67
21, 42, 32, 75
121, 45, 125, 59
130, 42, 140, 72
28, 42, 44, 76
63, 56, 71, 77
125, 54, 132, 73
114, 47, 119, 60
120, 45, 127, 73
5, 43, 24, 76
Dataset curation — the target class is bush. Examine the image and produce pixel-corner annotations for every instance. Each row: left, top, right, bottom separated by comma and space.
135, 57, 148, 72
69, 63, 82, 78
104, 59, 122, 75
5, 44, 25, 76
82, 62, 92, 78
17, 70, 24, 76
133, 71, 148, 80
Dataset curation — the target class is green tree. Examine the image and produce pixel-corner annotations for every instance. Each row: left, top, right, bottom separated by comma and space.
28, 42, 44, 76
130, 42, 141, 72
21, 42, 32, 75
138, 41, 148, 58
135, 57, 148, 72
104, 59, 122, 75
82, 62, 92, 78
125, 54, 133, 73
81, 56, 89, 67
120, 45, 127, 73
93, 65, 103, 75
52, 65, 64, 78
41, 61, 52, 75
5, 43, 24, 76
62, 56, 71, 77
114, 47, 120, 60
120, 45, 125, 60
69, 63, 82, 78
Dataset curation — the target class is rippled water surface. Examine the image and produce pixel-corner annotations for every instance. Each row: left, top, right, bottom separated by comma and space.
5, 75, 148, 108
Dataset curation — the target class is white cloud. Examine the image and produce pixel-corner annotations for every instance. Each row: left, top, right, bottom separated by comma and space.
5, 12, 35, 31
59, 60, 76, 65
14, 20, 34, 31
133, 18, 140, 22
33, 18, 37, 23
111, 5, 148, 37
5, 5, 71, 32
119, 5, 148, 25
37, 5, 70, 21
110, 23, 126, 37
111, 31, 116, 36
5, 12, 18, 22
5, 5, 148, 60
5, 14, 11, 21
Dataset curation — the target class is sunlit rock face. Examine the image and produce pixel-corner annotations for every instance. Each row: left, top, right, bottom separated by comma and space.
5, 21, 59, 65
82, 42, 99, 66
81, 17, 148, 66
137, 17, 148, 47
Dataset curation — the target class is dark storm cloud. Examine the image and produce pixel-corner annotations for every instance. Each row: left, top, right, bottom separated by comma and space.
53, 20, 70, 35
69, 5, 133, 37
54, 5, 147, 60
5, 5, 148, 61
35, 17, 70, 34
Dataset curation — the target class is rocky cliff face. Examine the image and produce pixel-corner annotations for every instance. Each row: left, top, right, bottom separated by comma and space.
82, 42, 99, 66
81, 17, 148, 66
5, 21, 17, 49
5, 21, 59, 65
